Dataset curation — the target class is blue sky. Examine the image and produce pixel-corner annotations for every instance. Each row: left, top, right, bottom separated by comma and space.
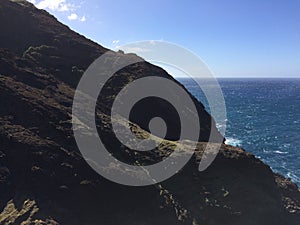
28, 0, 300, 78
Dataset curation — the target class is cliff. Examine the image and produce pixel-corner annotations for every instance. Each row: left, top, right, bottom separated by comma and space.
0, 0, 299, 224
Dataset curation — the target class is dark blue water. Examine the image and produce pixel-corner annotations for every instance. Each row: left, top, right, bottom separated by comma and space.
178, 78, 300, 186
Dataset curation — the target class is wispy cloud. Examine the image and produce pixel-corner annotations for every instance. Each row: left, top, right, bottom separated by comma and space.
80, 16, 86, 22
112, 40, 120, 45
58, 4, 70, 12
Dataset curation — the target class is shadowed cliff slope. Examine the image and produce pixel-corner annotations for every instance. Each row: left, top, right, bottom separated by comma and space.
0, 0, 299, 224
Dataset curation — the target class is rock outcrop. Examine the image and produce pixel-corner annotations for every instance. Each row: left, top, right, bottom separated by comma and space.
0, 0, 299, 224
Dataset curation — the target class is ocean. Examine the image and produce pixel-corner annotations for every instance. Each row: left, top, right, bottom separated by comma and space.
178, 78, 300, 186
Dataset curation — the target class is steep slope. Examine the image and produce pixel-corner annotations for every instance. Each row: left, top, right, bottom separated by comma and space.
0, 0, 299, 225
0, 0, 222, 143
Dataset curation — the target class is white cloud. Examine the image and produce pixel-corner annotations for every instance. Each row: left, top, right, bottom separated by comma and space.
58, 4, 69, 12
80, 16, 86, 22
112, 40, 120, 45
68, 13, 78, 20
67, 14, 87, 22
36, 0, 64, 11
32, 0, 75, 12
28, 0, 86, 22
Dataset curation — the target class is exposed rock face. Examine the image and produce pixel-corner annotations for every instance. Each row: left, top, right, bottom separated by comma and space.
0, 0, 299, 224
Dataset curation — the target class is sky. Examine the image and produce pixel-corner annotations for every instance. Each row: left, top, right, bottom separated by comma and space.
27, 0, 300, 78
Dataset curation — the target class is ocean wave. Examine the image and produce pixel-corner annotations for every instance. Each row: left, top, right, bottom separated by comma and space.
274, 150, 288, 154
287, 172, 300, 184
225, 137, 242, 147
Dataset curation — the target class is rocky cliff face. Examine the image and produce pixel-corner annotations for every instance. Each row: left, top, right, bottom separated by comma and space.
0, 0, 299, 224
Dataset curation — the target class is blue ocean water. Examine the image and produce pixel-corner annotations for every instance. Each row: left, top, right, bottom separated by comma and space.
178, 78, 300, 186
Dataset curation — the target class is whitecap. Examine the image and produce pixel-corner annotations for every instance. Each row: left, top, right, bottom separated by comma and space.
287, 172, 300, 183
216, 124, 226, 129
274, 150, 288, 154
225, 137, 242, 147
283, 143, 291, 148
